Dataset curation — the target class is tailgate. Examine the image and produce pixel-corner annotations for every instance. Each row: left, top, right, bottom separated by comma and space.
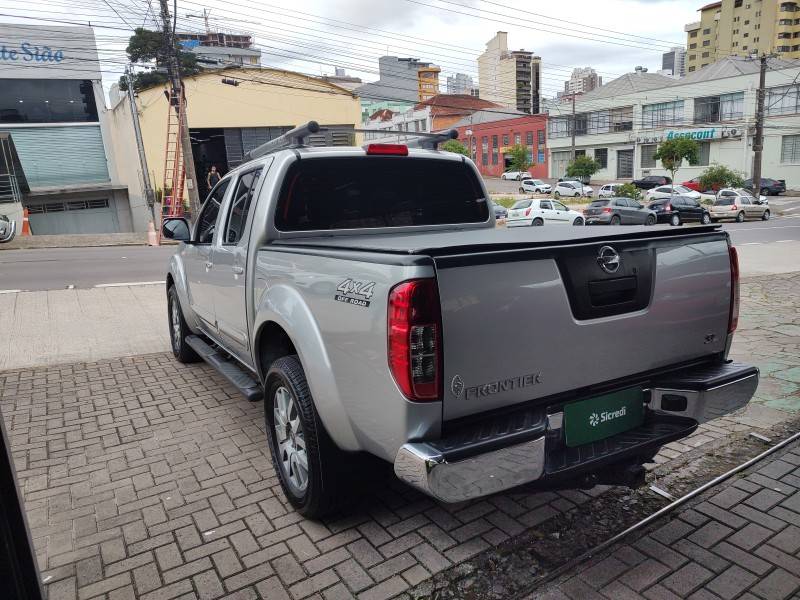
435, 234, 732, 420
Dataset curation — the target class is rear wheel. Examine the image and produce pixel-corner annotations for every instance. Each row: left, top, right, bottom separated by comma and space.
519, 187, 525, 193
701, 212, 711, 225
610, 215, 621, 226
167, 285, 200, 363
265, 355, 350, 519
762, 209, 770, 221
670, 213, 681, 226
554, 191, 561, 199
736, 211, 745, 223
572, 217, 584, 226
532, 217, 544, 226
645, 214, 656, 226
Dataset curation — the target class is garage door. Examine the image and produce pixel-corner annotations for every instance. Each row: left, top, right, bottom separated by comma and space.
26, 198, 119, 234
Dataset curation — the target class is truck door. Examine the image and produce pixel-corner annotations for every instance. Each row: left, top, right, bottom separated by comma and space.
210, 165, 264, 364
185, 180, 230, 334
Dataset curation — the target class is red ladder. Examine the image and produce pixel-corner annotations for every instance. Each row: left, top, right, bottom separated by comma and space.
162, 86, 186, 218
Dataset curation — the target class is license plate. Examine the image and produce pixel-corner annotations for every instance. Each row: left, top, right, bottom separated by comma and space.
564, 387, 644, 447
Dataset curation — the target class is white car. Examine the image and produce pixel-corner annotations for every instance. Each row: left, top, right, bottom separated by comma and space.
519, 178, 552, 194
646, 185, 702, 201
506, 198, 585, 227
598, 183, 624, 198
501, 170, 527, 180
554, 180, 593, 198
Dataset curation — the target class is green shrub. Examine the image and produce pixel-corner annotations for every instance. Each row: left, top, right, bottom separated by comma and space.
699, 164, 744, 191
615, 183, 642, 200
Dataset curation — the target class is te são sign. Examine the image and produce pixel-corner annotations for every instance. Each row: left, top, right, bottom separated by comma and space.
0, 42, 65, 64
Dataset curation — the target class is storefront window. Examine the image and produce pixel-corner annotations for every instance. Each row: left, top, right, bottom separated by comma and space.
1, 79, 98, 123
694, 92, 744, 123
641, 144, 658, 168
492, 135, 498, 165
481, 136, 488, 165
780, 135, 800, 162
697, 142, 711, 166
594, 148, 608, 168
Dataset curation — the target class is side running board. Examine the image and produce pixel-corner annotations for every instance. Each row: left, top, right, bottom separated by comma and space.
186, 335, 263, 402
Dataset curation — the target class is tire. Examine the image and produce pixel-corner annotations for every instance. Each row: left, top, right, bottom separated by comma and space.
645, 214, 656, 226
167, 285, 200, 363
572, 217, 584, 226
610, 215, 621, 226
762, 209, 770, 221
265, 355, 350, 519
532, 217, 544, 226
701, 212, 711, 225
519, 187, 525, 193
736, 211, 745, 223
670, 213, 681, 226
554, 191, 561, 199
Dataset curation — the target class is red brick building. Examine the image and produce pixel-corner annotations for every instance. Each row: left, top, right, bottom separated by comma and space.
451, 111, 548, 179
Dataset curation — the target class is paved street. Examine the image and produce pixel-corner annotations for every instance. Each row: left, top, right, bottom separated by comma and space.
0, 271, 797, 600
530, 441, 800, 600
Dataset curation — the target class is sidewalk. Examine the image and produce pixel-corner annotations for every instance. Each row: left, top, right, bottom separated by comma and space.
0, 233, 152, 250
530, 441, 800, 600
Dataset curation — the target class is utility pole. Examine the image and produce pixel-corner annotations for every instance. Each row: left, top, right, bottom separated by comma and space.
751, 53, 768, 200
125, 66, 157, 226
158, 0, 201, 219
570, 92, 577, 161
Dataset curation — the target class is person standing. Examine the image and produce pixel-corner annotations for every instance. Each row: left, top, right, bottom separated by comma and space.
206, 165, 221, 191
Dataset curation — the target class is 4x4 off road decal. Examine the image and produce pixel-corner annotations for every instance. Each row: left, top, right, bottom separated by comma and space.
335, 278, 375, 307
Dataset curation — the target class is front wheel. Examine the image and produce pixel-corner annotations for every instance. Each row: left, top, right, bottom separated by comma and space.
265, 355, 349, 519
532, 217, 544, 226
572, 217, 584, 226
645, 214, 656, 226
701, 212, 711, 225
762, 209, 770, 221
736, 211, 745, 223
553, 191, 561, 199
670, 213, 681, 226
167, 285, 200, 363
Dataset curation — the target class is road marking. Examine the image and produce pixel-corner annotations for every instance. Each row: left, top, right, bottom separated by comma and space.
0, 289, 23, 294
729, 224, 800, 232
775, 240, 795, 243
94, 281, 165, 288
66, 284, 74, 289
782, 205, 800, 212
739, 242, 763, 245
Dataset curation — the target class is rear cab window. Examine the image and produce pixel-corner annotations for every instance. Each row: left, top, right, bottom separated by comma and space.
275, 157, 488, 231
589, 200, 609, 208
511, 199, 532, 209
715, 198, 735, 206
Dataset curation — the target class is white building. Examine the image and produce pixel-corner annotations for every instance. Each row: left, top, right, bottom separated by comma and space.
362, 107, 431, 143
547, 57, 800, 189
478, 32, 541, 114
662, 47, 687, 78
446, 73, 474, 95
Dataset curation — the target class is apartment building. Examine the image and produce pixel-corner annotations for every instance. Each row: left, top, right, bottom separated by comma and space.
546, 56, 800, 189
662, 47, 688, 77
478, 32, 542, 114
685, 0, 800, 73
563, 67, 603, 96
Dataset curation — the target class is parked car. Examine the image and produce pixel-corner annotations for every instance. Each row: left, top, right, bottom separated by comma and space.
583, 197, 657, 225
506, 198, 585, 227
598, 183, 624, 198
648, 196, 712, 226
646, 185, 702, 202
162, 122, 757, 518
519, 178, 552, 194
0, 214, 15, 243
743, 177, 785, 196
554, 180, 593, 198
633, 175, 672, 190
710, 189, 770, 222
492, 201, 508, 220
501, 170, 527, 180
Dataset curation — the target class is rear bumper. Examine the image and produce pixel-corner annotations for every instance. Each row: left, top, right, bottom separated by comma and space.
506, 218, 533, 227
394, 361, 758, 503
585, 214, 612, 224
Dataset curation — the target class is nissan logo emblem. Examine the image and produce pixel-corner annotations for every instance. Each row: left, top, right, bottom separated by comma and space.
597, 245, 621, 274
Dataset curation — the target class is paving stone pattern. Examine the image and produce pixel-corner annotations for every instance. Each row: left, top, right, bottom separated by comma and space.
0, 275, 797, 600
530, 443, 800, 600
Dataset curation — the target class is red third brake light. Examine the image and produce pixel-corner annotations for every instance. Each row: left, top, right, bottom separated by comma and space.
366, 143, 408, 156
388, 279, 441, 401
728, 246, 740, 333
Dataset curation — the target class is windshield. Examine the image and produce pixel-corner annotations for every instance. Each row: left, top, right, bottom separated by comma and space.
511, 199, 532, 209
275, 157, 489, 231
715, 198, 735, 206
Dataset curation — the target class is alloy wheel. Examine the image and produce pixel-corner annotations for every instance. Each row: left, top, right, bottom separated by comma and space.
170, 298, 181, 350
274, 386, 308, 493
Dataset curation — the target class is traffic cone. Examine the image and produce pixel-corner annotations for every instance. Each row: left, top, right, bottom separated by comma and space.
21, 208, 31, 236
147, 220, 159, 246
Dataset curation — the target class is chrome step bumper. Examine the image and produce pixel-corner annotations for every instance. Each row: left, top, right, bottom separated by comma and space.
394, 361, 758, 503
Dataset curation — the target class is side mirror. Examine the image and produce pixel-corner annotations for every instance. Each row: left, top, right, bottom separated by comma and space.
162, 217, 191, 242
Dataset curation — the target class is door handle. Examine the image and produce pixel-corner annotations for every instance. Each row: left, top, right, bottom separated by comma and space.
205, 261, 213, 270
232, 266, 244, 275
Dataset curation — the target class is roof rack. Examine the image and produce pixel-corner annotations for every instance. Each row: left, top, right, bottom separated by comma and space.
242, 121, 320, 162
354, 128, 459, 150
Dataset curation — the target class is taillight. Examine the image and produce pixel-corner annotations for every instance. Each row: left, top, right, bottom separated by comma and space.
728, 246, 740, 333
603, 207, 612, 213
388, 279, 441, 401
731, 204, 737, 211
665, 203, 671, 212
366, 143, 408, 156
525, 208, 532, 216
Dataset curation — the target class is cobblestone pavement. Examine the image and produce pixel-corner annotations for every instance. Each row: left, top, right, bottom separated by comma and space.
529, 441, 800, 600
0, 273, 797, 600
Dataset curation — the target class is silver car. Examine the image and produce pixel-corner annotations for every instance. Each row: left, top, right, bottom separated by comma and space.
0, 214, 15, 243
583, 197, 657, 225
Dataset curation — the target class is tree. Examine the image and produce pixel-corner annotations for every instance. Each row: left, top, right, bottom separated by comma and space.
506, 144, 533, 173
118, 28, 202, 92
566, 155, 600, 181
653, 138, 699, 192
699, 164, 744, 192
615, 183, 642, 201
441, 140, 470, 156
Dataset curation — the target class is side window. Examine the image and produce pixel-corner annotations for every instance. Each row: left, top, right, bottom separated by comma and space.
223, 168, 263, 245
552, 201, 568, 211
195, 179, 230, 244
740, 196, 750, 205
563, 183, 573, 190
539, 200, 552, 210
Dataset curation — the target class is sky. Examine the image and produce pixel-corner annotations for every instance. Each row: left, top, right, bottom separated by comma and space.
3, 0, 704, 100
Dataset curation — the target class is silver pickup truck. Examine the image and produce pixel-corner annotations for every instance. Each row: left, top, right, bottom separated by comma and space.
163, 123, 758, 518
